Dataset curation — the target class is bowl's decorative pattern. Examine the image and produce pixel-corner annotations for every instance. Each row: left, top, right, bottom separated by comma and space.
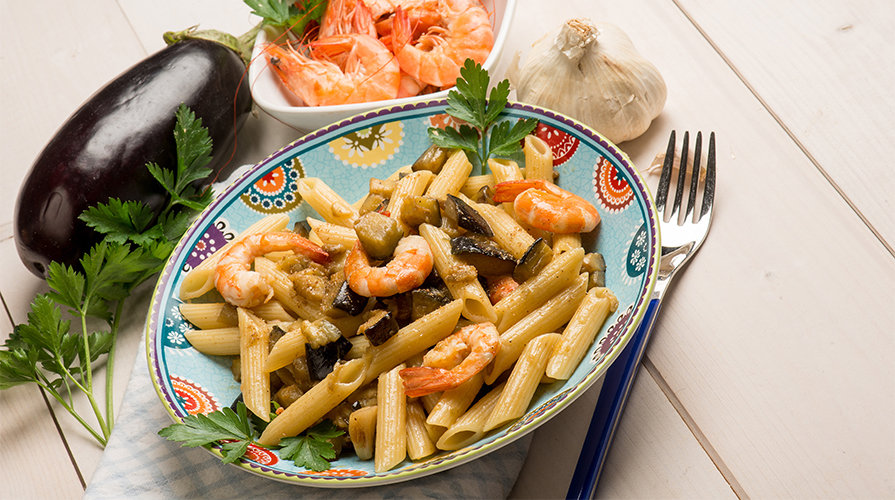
147, 100, 660, 487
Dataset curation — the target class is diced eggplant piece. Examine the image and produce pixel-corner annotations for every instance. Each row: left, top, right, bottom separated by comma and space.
473, 185, 495, 205
582, 252, 606, 273
302, 318, 344, 349
292, 220, 312, 238
332, 280, 367, 316
354, 211, 404, 261
411, 145, 450, 174
358, 309, 400, 346
410, 287, 453, 321
443, 194, 493, 236
450, 235, 516, 276
306, 336, 354, 381
268, 325, 287, 351
400, 196, 442, 229
514, 238, 554, 282
274, 384, 304, 409
358, 193, 387, 216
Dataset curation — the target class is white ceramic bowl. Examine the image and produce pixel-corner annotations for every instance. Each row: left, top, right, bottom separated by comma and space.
247, 0, 516, 133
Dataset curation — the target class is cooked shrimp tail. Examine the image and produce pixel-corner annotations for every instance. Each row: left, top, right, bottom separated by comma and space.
214, 231, 330, 308
399, 322, 500, 397
493, 179, 601, 234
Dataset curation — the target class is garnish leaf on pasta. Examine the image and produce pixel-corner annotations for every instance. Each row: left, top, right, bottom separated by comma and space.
428, 59, 538, 174
278, 420, 344, 472
159, 402, 256, 464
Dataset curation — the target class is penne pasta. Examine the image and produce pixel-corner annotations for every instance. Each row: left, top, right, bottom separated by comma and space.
459, 173, 494, 199
405, 400, 437, 460
488, 158, 524, 215
251, 300, 296, 323
238, 308, 271, 422
425, 372, 484, 429
484, 333, 561, 432
387, 170, 434, 235
553, 233, 582, 255
474, 203, 536, 259
253, 257, 323, 321
306, 216, 357, 249
349, 405, 377, 461
436, 383, 505, 451
258, 358, 366, 446
494, 248, 585, 332
179, 214, 290, 300
375, 364, 407, 472
485, 273, 588, 384
418, 223, 497, 323
297, 177, 359, 228
179, 302, 237, 330
264, 326, 306, 372
523, 134, 554, 182
546, 287, 619, 380
425, 149, 473, 201
184, 327, 240, 356
363, 299, 463, 385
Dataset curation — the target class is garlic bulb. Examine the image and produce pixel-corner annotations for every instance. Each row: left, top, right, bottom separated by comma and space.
507, 19, 667, 144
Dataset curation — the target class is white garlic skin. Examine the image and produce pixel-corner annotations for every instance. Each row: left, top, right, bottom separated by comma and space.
508, 19, 667, 144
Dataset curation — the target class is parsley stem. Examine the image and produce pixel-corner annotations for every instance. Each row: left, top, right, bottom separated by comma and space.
104, 299, 127, 429
39, 380, 108, 446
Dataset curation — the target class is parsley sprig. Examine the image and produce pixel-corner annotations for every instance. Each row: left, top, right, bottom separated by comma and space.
428, 59, 539, 174
0, 103, 215, 446
244, 0, 327, 38
159, 404, 345, 471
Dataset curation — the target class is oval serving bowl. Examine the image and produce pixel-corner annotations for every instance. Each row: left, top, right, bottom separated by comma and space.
147, 99, 660, 487
248, 0, 516, 133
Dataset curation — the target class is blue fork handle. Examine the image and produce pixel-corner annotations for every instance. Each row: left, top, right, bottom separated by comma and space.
566, 298, 662, 500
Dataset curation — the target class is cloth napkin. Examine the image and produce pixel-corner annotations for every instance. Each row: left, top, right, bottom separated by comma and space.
82, 337, 532, 500
83, 167, 532, 499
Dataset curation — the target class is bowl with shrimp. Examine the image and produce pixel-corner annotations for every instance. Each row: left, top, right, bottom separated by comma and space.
247, 0, 516, 133
147, 98, 661, 487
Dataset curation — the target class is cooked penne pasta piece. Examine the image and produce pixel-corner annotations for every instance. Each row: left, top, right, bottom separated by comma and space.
484, 333, 561, 432
418, 224, 497, 324
180, 214, 290, 300
485, 273, 588, 384
436, 383, 505, 451
264, 326, 306, 372
425, 372, 483, 429
297, 177, 359, 227
494, 248, 584, 332
406, 400, 437, 460
375, 364, 407, 472
349, 405, 377, 461
253, 257, 323, 321
179, 302, 237, 330
306, 217, 357, 249
474, 203, 536, 259
363, 300, 463, 385
387, 170, 434, 234
523, 134, 553, 182
238, 308, 271, 422
184, 327, 240, 356
553, 233, 582, 255
488, 158, 524, 215
459, 173, 494, 199
425, 149, 473, 201
251, 300, 296, 323
258, 358, 366, 446
547, 287, 619, 380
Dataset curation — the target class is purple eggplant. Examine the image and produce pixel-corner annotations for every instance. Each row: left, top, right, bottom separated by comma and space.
14, 37, 253, 278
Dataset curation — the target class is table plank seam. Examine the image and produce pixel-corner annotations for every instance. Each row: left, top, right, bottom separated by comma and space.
670, 0, 894, 259
643, 354, 749, 500
1, 290, 87, 490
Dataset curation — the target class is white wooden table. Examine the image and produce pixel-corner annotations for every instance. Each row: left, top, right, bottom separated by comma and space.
1, 1, 892, 498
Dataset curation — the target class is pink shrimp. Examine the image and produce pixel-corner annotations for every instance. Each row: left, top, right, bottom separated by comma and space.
392, 0, 494, 87
263, 33, 400, 107
214, 232, 330, 308
319, 0, 378, 38
492, 179, 602, 234
344, 235, 434, 297
399, 322, 500, 397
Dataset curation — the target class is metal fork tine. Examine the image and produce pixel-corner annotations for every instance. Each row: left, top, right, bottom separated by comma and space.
656, 130, 676, 211
686, 132, 702, 220
700, 131, 716, 219
671, 131, 689, 220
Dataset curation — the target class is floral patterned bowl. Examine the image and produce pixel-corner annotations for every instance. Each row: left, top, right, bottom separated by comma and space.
147, 99, 660, 487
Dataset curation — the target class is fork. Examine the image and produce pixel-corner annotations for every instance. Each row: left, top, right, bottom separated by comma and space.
566, 130, 716, 499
